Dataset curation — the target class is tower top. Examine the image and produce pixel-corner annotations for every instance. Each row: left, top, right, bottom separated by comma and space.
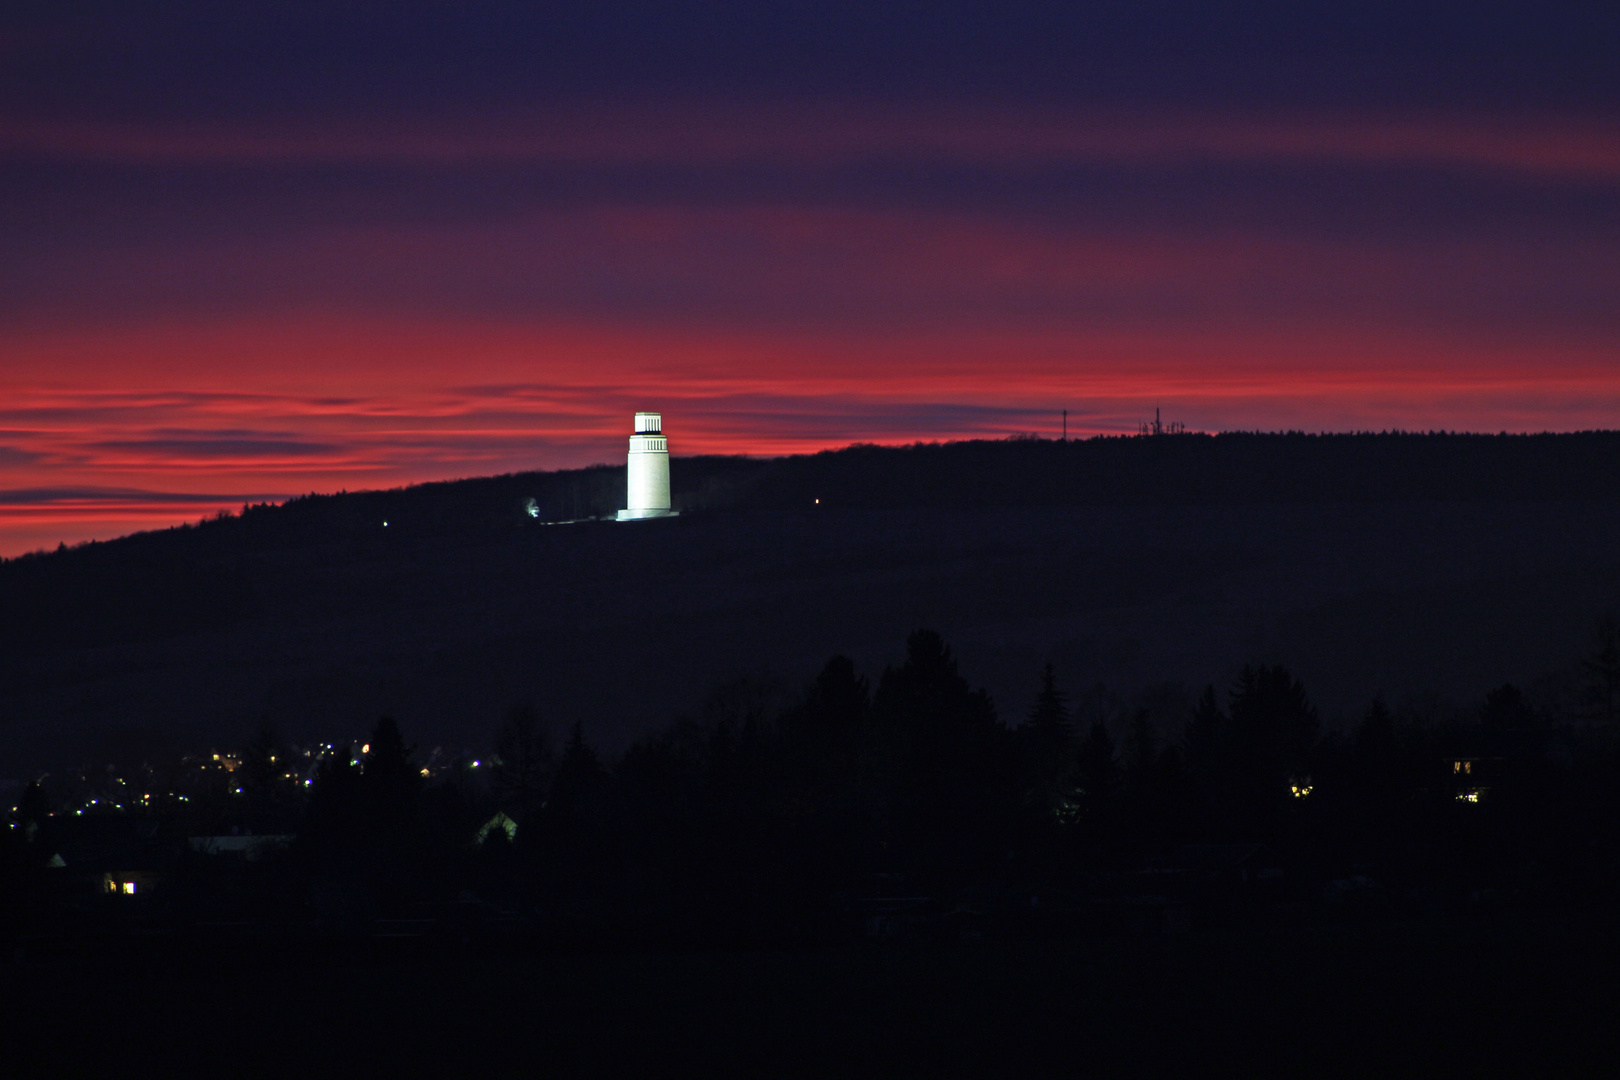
634, 412, 662, 434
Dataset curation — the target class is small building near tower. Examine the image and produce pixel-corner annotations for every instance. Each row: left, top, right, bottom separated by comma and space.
616, 412, 678, 520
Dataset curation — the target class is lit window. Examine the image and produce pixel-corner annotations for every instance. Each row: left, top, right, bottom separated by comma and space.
121, 881, 136, 895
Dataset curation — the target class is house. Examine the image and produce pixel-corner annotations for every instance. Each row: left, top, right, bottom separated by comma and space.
1449, 757, 1492, 803
101, 870, 163, 897
49, 817, 182, 898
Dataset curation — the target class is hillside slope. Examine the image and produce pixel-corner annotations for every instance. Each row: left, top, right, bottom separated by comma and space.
3, 434, 1619, 774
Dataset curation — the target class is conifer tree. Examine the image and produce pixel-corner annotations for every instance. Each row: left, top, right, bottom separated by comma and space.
492, 701, 553, 819
1024, 663, 1071, 758
547, 721, 607, 825
1074, 720, 1117, 800
1582, 616, 1620, 724
1183, 684, 1225, 770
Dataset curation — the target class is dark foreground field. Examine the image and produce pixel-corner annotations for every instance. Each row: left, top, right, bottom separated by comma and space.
5, 919, 1616, 1077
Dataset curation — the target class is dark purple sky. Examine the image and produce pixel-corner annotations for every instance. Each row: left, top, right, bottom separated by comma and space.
3, 3, 1619, 554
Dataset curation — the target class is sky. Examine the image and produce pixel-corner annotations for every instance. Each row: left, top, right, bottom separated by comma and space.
3, 2, 1619, 556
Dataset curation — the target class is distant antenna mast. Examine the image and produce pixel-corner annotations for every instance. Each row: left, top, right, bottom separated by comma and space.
1062, 409, 1067, 441
1139, 406, 1186, 436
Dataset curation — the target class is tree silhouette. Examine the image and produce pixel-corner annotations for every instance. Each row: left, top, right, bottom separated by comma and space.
1074, 720, 1117, 803
1022, 662, 1072, 782
491, 701, 554, 820
779, 655, 871, 824
1122, 708, 1158, 792
297, 717, 424, 899
545, 721, 607, 828
300, 744, 364, 859
794, 655, 870, 754
1352, 698, 1400, 790
1227, 665, 1318, 777
15, 781, 49, 834
360, 717, 421, 822
873, 630, 1005, 788
1215, 665, 1318, 835
869, 630, 1011, 863
1581, 616, 1620, 724
239, 722, 289, 805
1482, 684, 1536, 731
1184, 684, 1224, 769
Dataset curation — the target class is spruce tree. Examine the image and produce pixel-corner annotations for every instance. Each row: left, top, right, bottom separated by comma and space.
1025, 663, 1071, 755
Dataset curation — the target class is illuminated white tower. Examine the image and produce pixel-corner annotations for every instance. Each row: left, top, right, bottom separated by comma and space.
616, 412, 677, 520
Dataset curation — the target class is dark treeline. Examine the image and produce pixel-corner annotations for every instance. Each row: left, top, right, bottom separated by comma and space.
8, 624, 1620, 950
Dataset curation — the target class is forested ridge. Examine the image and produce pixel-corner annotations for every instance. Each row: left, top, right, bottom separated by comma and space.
6, 430, 1619, 653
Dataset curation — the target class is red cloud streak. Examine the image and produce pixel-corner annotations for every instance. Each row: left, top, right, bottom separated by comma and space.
6, 105, 1620, 180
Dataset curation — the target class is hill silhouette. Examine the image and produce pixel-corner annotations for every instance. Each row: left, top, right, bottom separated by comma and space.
3, 432, 1620, 775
